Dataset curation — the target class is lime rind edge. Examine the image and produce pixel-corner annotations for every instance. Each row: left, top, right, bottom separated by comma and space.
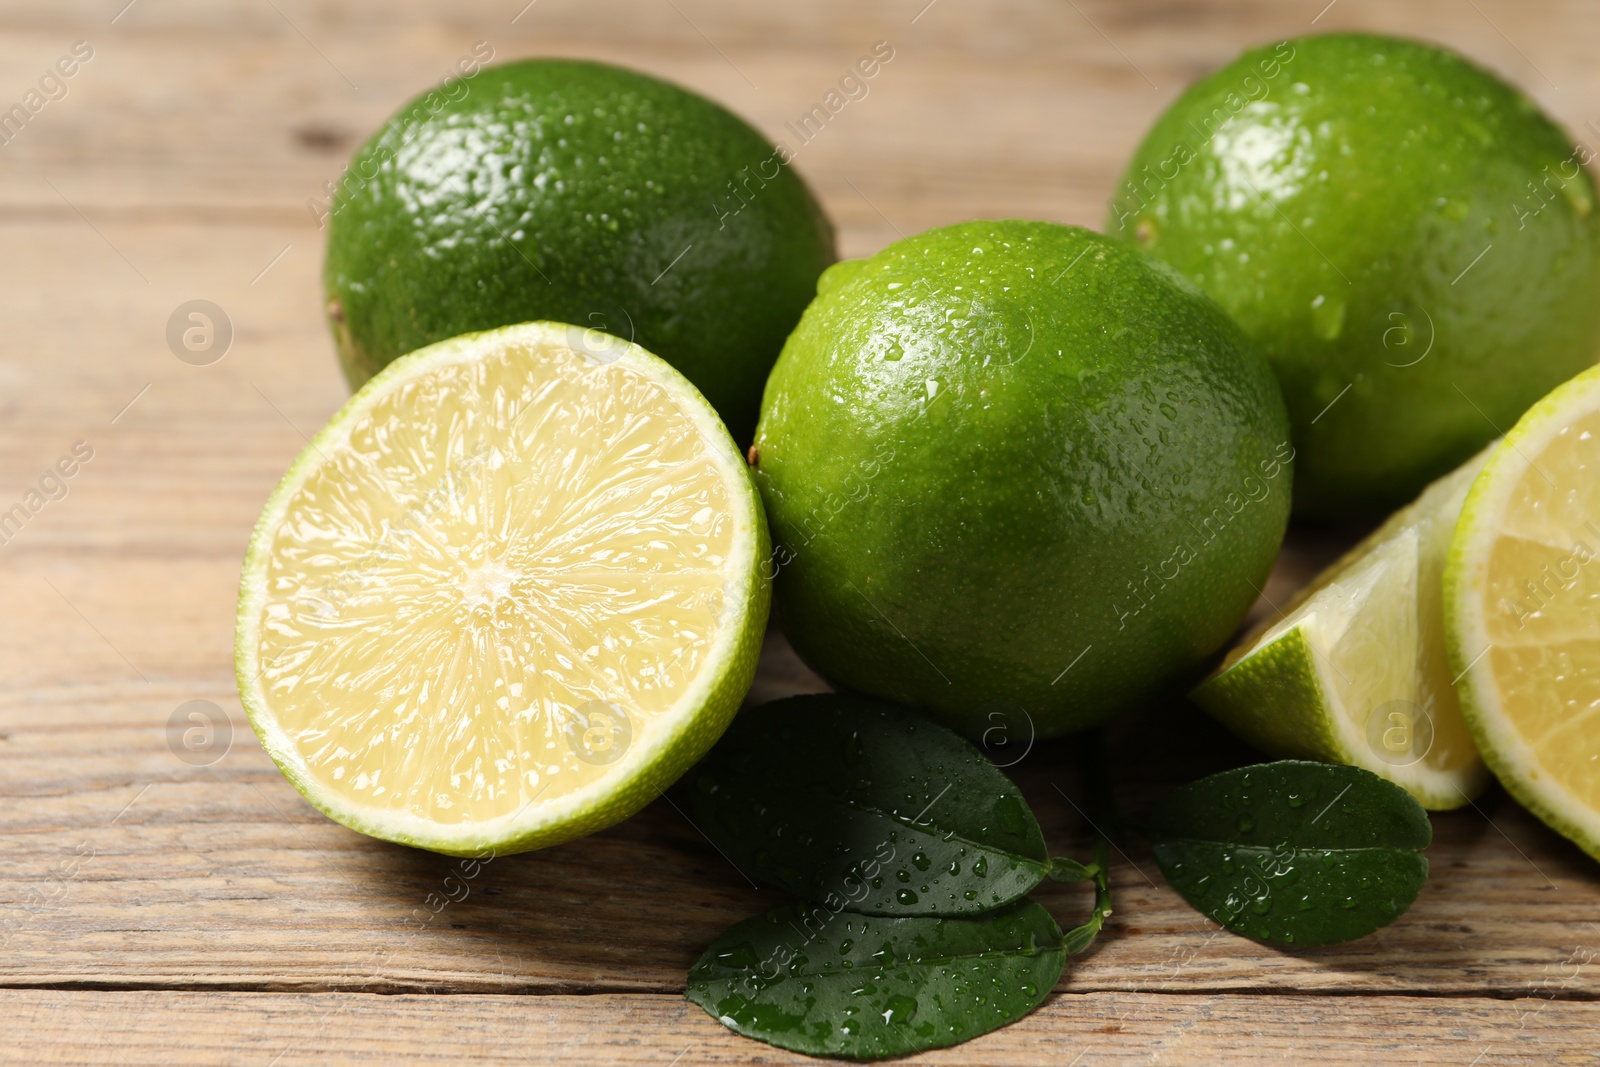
1445, 364, 1600, 862
1196, 617, 1488, 811
1193, 625, 1348, 763
234, 320, 771, 857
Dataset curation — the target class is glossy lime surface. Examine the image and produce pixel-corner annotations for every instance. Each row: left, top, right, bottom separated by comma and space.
1110, 33, 1600, 515
754, 220, 1292, 735
326, 59, 835, 443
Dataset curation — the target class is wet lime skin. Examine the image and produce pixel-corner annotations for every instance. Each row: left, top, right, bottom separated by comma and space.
1109, 33, 1600, 516
325, 59, 835, 444
754, 221, 1292, 735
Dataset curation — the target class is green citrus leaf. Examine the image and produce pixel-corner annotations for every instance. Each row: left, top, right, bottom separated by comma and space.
682, 694, 1050, 916
1147, 760, 1432, 947
685, 898, 1064, 1060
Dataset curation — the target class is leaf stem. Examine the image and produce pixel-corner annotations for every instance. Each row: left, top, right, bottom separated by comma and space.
1061, 828, 1112, 954
1046, 728, 1118, 955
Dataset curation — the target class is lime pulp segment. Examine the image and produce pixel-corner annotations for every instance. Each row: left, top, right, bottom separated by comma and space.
236, 322, 768, 855
1449, 368, 1600, 858
1195, 449, 1492, 808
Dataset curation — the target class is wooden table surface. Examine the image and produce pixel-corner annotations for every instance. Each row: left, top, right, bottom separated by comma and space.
5, 0, 1600, 1063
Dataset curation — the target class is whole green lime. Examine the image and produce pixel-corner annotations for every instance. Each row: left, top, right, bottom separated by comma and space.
1109, 33, 1600, 516
325, 59, 835, 443
753, 221, 1292, 735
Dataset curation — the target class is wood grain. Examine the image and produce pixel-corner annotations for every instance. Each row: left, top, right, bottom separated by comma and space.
4, 0, 1600, 1062
5, 636, 1600, 1000
12, 990, 1600, 1066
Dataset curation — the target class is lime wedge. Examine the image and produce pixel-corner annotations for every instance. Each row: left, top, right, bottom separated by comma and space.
1193, 449, 1494, 809
1447, 365, 1600, 861
236, 321, 770, 856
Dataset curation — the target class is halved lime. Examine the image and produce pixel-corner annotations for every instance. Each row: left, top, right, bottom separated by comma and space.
1447, 364, 1600, 861
236, 321, 770, 856
1193, 448, 1493, 809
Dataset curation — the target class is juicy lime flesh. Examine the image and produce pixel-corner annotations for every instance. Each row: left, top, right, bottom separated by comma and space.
1198, 449, 1490, 805
254, 338, 736, 825
1110, 33, 1600, 515
1475, 408, 1600, 811
1314, 538, 1427, 751
1313, 465, 1484, 781
1308, 530, 1479, 782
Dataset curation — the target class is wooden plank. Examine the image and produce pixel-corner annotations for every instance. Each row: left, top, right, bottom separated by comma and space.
2, 1, 1596, 238
0, 0, 1597, 1002
12, 989, 1600, 1066
4, 631, 1599, 997
4, 0, 1600, 1058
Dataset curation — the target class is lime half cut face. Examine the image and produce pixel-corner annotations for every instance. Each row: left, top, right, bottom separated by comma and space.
1447, 363, 1600, 862
236, 321, 770, 856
